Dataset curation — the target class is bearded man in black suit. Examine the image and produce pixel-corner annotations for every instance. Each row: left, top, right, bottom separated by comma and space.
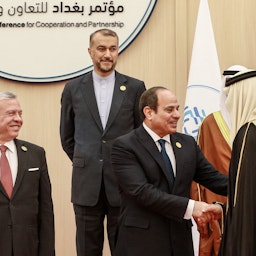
60, 29, 146, 256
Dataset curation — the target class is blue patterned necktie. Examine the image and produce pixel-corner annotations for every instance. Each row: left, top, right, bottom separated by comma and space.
158, 139, 175, 188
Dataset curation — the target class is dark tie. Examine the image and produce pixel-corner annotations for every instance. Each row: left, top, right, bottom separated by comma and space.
0, 145, 13, 198
158, 139, 175, 188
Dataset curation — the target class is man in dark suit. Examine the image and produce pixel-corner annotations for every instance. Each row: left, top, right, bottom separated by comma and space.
111, 86, 227, 256
0, 91, 55, 256
60, 29, 146, 256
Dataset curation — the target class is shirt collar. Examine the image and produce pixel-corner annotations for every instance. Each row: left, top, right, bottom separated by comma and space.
92, 70, 115, 83
1, 140, 15, 153
143, 123, 171, 144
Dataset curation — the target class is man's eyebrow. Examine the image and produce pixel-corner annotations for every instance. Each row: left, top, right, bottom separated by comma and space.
165, 105, 179, 109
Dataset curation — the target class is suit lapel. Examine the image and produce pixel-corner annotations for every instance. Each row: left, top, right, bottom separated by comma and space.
11, 140, 27, 198
80, 72, 103, 131
136, 126, 174, 188
104, 72, 126, 134
170, 134, 185, 182
0, 181, 7, 197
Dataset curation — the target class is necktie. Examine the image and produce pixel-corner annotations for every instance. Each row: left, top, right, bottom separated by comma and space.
158, 139, 175, 188
0, 145, 13, 198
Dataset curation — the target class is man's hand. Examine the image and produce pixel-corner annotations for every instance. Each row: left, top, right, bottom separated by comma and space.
192, 201, 223, 237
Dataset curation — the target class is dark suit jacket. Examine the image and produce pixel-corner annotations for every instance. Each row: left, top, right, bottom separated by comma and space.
0, 139, 55, 256
60, 71, 146, 206
111, 125, 228, 256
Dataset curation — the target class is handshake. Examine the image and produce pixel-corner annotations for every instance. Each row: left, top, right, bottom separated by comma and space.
192, 201, 223, 237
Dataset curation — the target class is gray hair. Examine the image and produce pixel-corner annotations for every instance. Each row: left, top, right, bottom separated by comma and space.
0, 91, 17, 100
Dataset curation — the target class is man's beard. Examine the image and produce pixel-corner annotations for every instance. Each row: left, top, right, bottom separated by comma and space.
97, 61, 116, 73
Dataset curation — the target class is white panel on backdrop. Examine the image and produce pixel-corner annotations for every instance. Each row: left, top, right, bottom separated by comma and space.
0, 0, 157, 82
182, 0, 222, 140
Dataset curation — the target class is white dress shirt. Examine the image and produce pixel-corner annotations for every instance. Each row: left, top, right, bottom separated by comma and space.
93, 71, 115, 129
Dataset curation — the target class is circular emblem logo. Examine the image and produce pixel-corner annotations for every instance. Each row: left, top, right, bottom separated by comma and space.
0, 0, 157, 82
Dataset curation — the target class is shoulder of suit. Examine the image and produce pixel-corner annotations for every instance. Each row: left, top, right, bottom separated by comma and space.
172, 132, 195, 144
15, 139, 45, 152
113, 128, 137, 145
173, 131, 190, 139
115, 71, 144, 84
66, 72, 92, 87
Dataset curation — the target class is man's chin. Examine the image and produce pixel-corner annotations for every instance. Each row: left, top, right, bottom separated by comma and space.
99, 63, 116, 72
100, 67, 114, 73
169, 127, 177, 134
10, 130, 20, 137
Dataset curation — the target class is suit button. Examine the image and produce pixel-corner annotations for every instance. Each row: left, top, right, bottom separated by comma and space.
102, 140, 106, 143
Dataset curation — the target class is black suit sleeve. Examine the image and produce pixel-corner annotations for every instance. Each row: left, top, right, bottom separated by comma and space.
60, 82, 75, 160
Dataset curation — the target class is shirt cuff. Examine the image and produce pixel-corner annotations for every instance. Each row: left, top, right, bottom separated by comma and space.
184, 199, 195, 219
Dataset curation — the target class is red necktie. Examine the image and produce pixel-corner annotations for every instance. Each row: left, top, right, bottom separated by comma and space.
0, 145, 13, 198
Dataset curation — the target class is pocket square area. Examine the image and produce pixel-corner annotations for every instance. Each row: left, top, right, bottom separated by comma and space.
28, 167, 39, 171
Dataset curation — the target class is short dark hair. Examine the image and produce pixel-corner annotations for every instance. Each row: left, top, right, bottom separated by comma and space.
139, 86, 167, 120
89, 29, 119, 47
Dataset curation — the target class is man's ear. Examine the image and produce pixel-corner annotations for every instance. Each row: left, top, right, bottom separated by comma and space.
144, 106, 153, 120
